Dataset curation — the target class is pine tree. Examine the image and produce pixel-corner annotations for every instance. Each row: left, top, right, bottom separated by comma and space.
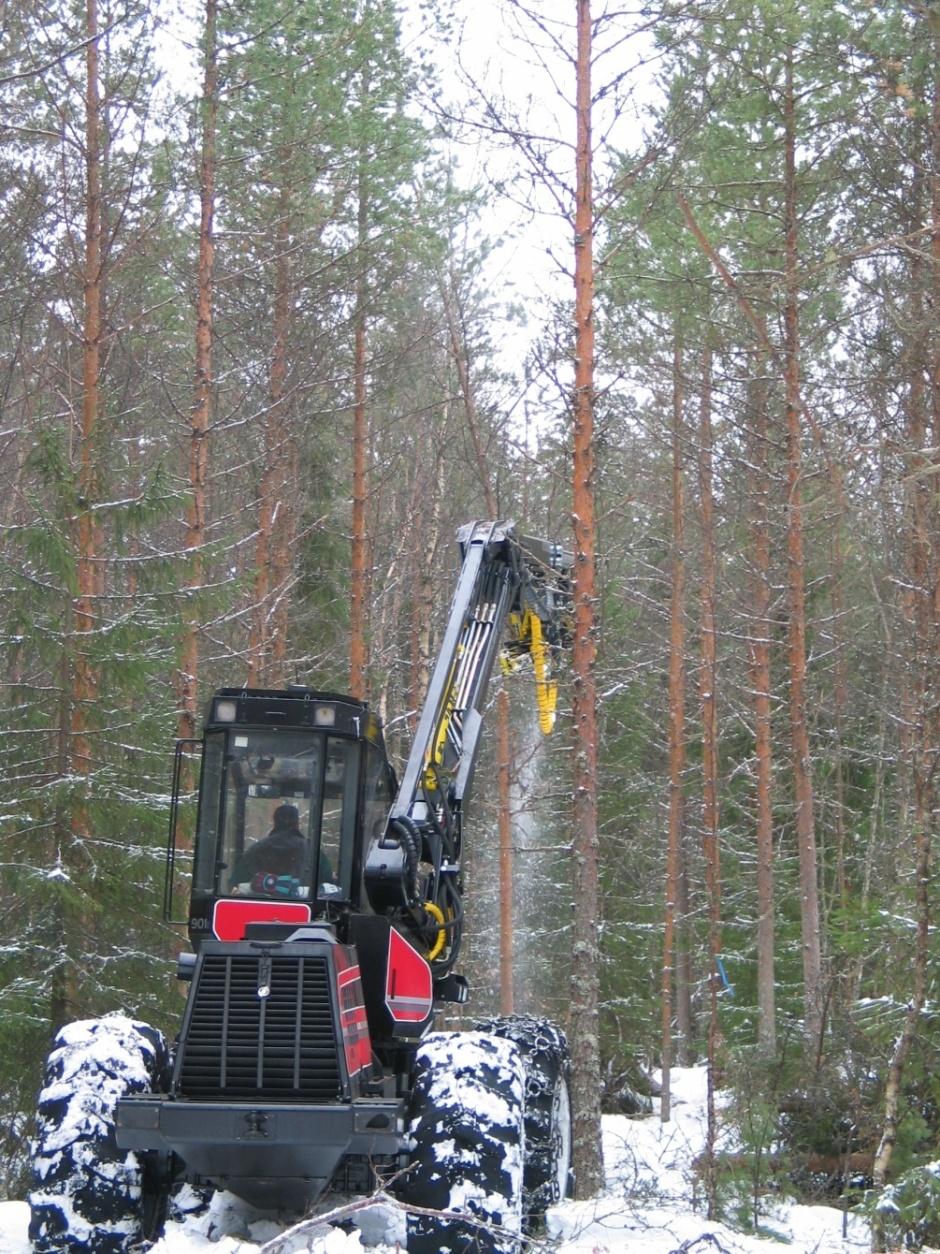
0, 0, 190, 1160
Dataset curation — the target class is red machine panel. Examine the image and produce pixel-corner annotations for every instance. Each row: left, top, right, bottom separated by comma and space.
335, 963, 372, 1077
385, 928, 433, 1023
212, 898, 311, 942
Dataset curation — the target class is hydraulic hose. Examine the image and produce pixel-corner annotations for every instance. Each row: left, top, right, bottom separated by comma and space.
388, 816, 421, 907
433, 876, 464, 972
423, 900, 447, 960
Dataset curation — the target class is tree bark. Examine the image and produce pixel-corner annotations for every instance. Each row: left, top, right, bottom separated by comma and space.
408, 441, 445, 729
267, 200, 294, 688
569, 0, 604, 1195
782, 51, 824, 1054
748, 359, 776, 1057
177, 0, 217, 744
71, 0, 102, 810
697, 343, 721, 1220
52, 653, 78, 1031
248, 191, 291, 687
497, 686, 514, 1015
349, 157, 370, 700
675, 831, 694, 1066
441, 272, 496, 513
872, 15, 938, 1210
662, 333, 686, 1124
829, 467, 848, 919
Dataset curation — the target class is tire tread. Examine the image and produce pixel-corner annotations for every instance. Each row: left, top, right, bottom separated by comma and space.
396, 1031, 526, 1253
28, 1014, 168, 1254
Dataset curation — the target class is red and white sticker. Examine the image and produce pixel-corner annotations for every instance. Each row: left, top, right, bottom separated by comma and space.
336, 964, 372, 1076
385, 928, 433, 1023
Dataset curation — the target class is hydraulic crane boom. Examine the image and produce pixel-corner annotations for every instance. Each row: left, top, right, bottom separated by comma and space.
364, 520, 572, 979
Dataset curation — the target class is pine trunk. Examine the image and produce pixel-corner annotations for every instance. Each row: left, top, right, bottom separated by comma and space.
71, 0, 102, 817
749, 360, 776, 1057
872, 21, 939, 1206
569, 0, 604, 1195
783, 53, 824, 1053
697, 344, 721, 1220
268, 204, 293, 687
178, 0, 217, 744
830, 471, 848, 919
52, 655, 78, 1030
442, 273, 495, 512
248, 195, 291, 687
662, 334, 686, 1123
349, 166, 370, 701
498, 686, 513, 1015
408, 444, 444, 728
675, 833, 694, 1065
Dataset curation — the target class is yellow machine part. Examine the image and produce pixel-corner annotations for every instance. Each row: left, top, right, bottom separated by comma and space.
426, 608, 558, 797
423, 900, 448, 960
424, 648, 462, 792
502, 611, 557, 734
525, 611, 557, 734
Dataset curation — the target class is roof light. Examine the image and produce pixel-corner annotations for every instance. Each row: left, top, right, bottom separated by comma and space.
215, 699, 237, 723
314, 705, 336, 727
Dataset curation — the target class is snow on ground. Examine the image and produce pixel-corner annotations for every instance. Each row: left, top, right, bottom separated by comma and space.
545, 1067, 870, 1253
0, 1067, 874, 1253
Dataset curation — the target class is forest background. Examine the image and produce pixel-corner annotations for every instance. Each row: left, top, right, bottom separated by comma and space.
2, 0, 940, 1237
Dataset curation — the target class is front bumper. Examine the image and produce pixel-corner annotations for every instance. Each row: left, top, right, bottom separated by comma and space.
116, 1094, 406, 1209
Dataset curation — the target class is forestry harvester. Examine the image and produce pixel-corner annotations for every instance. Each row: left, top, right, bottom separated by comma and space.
28, 521, 574, 1254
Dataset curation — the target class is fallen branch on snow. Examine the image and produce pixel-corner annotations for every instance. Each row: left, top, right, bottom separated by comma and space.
255, 1186, 546, 1254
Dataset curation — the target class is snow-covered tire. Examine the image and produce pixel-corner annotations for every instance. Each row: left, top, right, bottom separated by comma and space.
29, 1014, 170, 1254
396, 1031, 526, 1253
475, 1015, 572, 1222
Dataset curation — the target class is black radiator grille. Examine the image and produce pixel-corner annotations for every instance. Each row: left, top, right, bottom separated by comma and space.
177, 953, 342, 1101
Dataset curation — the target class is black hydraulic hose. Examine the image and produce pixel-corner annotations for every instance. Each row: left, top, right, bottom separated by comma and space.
423, 762, 457, 860
389, 816, 421, 907
434, 875, 464, 972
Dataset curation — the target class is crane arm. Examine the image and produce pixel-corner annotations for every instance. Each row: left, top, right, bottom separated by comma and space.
363, 520, 571, 980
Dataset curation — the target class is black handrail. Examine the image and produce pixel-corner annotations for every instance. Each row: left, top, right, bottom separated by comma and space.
165, 738, 201, 923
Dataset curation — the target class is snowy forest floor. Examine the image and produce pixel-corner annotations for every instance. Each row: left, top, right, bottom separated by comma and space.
0, 1067, 892, 1253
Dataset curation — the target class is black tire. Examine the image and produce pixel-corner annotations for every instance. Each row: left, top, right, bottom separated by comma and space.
29, 1014, 170, 1254
396, 1031, 526, 1253
475, 1014, 573, 1222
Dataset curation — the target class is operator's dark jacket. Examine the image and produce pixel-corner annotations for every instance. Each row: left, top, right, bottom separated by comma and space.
232, 828, 305, 881
231, 804, 332, 885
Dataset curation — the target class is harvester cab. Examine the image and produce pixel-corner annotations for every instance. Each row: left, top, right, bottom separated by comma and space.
174, 689, 394, 947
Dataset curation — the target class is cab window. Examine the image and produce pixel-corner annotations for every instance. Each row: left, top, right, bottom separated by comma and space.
362, 744, 394, 844
193, 729, 357, 902
318, 738, 359, 902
